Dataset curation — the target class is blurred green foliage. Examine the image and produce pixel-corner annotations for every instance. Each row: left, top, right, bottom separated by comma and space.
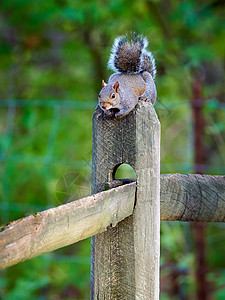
0, 0, 225, 299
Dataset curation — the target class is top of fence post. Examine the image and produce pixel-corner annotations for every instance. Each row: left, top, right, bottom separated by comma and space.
91, 101, 161, 299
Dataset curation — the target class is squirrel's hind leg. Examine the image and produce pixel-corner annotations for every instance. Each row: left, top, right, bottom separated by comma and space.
140, 71, 157, 105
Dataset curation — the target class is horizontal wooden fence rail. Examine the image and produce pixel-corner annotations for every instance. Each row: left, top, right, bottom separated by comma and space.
160, 173, 225, 222
0, 182, 136, 270
0, 173, 224, 270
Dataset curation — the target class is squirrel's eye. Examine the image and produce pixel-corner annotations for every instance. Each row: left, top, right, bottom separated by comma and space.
111, 94, 115, 99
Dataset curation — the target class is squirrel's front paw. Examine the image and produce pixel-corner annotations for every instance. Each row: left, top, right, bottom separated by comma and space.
138, 95, 148, 102
115, 111, 124, 119
104, 110, 113, 117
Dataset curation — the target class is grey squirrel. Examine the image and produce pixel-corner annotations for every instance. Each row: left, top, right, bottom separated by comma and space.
98, 33, 157, 118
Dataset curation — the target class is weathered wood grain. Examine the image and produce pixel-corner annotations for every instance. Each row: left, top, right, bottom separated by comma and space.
0, 182, 136, 270
102, 174, 225, 222
91, 102, 161, 299
0, 173, 224, 271
160, 173, 225, 222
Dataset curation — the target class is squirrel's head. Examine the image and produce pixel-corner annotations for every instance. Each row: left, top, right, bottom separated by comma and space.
98, 80, 121, 117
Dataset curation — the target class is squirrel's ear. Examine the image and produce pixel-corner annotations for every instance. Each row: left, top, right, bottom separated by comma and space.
113, 81, 120, 92
102, 80, 107, 87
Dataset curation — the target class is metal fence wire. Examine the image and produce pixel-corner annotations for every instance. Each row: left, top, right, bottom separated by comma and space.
0, 99, 224, 217
0, 99, 224, 215
0, 99, 225, 299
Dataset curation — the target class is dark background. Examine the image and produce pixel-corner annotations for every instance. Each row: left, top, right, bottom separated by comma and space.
0, 0, 224, 299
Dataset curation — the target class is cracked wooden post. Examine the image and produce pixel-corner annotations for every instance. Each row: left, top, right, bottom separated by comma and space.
91, 101, 161, 299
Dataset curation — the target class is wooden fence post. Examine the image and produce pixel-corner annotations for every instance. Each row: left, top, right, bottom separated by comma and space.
91, 101, 161, 299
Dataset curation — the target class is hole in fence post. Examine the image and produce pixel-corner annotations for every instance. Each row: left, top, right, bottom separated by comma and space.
113, 163, 136, 180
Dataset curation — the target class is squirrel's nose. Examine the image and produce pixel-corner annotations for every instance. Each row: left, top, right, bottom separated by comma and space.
101, 103, 110, 110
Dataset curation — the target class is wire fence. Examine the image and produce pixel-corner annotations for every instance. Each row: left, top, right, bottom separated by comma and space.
0, 99, 225, 227
0, 99, 225, 300
0, 99, 224, 201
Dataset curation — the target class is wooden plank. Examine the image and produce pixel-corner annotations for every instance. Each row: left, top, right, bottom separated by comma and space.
91, 102, 161, 299
0, 182, 136, 270
160, 173, 225, 222
104, 174, 225, 222
1, 172, 223, 271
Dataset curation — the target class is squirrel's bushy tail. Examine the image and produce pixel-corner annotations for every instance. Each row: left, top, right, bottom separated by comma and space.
108, 33, 156, 79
